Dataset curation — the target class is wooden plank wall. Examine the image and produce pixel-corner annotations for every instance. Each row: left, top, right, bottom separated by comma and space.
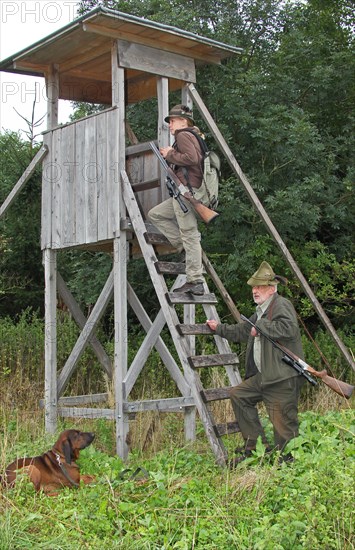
41, 108, 162, 250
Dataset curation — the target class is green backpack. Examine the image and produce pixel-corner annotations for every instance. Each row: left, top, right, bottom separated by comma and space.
181, 129, 221, 210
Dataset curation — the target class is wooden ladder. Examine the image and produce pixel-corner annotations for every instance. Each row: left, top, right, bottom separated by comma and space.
121, 170, 242, 466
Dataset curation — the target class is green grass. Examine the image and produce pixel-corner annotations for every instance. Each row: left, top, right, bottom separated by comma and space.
1, 409, 354, 549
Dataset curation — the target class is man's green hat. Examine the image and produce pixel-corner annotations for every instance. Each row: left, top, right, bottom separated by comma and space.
164, 104, 195, 124
247, 261, 287, 286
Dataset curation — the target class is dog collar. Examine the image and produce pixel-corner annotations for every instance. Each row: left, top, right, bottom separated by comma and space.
53, 451, 80, 487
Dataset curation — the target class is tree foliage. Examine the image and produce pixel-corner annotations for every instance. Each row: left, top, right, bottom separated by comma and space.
1, 1, 354, 331
0, 133, 44, 316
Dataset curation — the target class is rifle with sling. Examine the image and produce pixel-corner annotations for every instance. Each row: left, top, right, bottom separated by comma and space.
150, 141, 218, 224
241, 314, 354, 399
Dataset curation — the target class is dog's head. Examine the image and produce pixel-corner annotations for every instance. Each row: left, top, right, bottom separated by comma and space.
54, 430, 95, 464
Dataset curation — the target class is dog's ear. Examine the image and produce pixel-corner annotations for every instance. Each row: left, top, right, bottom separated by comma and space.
62, 439, 72, 464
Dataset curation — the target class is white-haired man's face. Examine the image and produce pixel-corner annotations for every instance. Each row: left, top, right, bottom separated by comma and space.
252, 285, 277, 305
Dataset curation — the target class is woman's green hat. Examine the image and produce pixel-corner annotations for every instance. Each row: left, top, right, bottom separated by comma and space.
164, 104, 195, 124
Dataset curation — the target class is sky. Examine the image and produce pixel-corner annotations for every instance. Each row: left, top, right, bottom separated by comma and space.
0, 1, 80, 140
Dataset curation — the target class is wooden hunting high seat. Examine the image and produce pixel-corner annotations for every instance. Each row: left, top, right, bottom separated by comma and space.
1, 6, 352, 466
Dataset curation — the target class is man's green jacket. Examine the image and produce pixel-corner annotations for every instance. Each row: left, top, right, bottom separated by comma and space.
215, 294, 304, 384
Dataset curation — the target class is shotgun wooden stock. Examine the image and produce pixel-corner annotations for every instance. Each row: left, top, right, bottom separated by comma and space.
284, 351, 354, 399
182, 190, 219, 224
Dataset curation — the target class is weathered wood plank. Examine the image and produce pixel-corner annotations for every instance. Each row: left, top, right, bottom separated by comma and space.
58, 407, 115, 420
177, 323, 214, 335
157, 76, 170, 203
97, 109, 109, 242
117, 40, 196, 82
40, 393, 109, 407
201, 386, 235, 402
51, 128, 62, 248
188, 353, 239, 369
44, 249, 57, 433
41, 134, 52, 249
167, 293, 218, 305
75, 120, 87, 246
108, 106, 120, 236
126, 141, 154, 157
46, 64, 59, 130
145, 231, 170, 246
61, 123, 76, 247
123, 396, 195, 413
85, 116, 98, 243
113, 57, 129, 460
57, 407, 136, 420
183, 300, 196, 439
155, 261, 186, 275
131, 178, 159, 192
214, 421, 240, 436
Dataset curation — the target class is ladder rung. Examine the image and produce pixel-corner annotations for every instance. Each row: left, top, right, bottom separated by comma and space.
131, 178, 159, 192
145, 232, 170, 246
177, 323, 214, 335
213, 421, 240, 436
188, 353, 239, 369
155, 261, 186, 275
201, 386, 234, 402
167, 292, 218, 305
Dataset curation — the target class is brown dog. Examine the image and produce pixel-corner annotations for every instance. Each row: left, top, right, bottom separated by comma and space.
1, 429, 95, 494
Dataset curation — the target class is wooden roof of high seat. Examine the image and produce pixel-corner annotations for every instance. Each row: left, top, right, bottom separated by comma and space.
0, 7, 242, 104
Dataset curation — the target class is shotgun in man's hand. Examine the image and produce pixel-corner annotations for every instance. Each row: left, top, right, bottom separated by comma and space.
150, 141, 218, 224
241, 315, 354, 399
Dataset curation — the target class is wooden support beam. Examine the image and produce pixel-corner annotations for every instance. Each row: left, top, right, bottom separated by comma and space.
177, 323, 214, 335
46, 64, 59, 129
117, 40, 196, 82
188, 83, 355, 372
57, 270, 114, 396
127, 283, 190, 397
183, 302, 196, 441
123, 396, 195, 413
157, 76, 170, 202
0, 145, 48, 219
40, 393, 109, 407
112, 44, 130, 460
124, 308, 168, 395
57, 272, 112, 379
58, 407, 115, 420
43, 248, 57, 433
